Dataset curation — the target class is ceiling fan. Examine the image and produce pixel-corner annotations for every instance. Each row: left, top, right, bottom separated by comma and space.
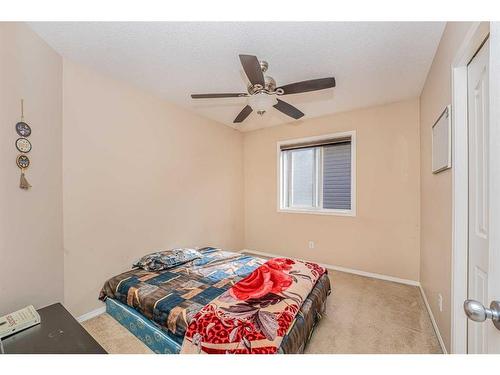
190, 54, 336, 124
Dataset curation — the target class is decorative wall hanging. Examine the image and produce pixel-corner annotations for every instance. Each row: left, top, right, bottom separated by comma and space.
16, 155, 32, 189
15, 99, 32, 190
19, 171, 32, 190
15, 138, 32, 153
16, 154, 30, 169
15, 121, 31, 137
432, 105, 452, 173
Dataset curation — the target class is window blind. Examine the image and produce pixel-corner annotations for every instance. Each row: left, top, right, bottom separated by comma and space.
322, 142, 351, 210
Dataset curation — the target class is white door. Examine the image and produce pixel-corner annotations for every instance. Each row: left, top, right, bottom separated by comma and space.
466, 37, 500, 353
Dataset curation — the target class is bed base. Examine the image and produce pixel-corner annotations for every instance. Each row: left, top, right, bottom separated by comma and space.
106, 298, 181, 354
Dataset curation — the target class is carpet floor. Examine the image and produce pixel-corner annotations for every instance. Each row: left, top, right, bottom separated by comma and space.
81, 270, 442, 354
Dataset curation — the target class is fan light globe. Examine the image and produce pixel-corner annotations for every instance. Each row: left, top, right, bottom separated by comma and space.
248, 93, 277, 115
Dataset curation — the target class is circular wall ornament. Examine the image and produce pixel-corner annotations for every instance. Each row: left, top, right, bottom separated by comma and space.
16, 154, 30, 169
15, 121, 31, 137
15, 138, 32, 153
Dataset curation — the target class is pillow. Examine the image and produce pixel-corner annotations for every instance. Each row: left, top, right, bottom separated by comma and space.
133, 248, 202, 272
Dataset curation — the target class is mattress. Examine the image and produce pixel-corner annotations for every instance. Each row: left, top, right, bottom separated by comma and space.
100, 248, 331, 353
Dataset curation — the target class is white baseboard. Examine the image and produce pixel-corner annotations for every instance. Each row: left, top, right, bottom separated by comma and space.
76, 305, 106, 323
241, 249, 420, 287
419, 285, 448, 354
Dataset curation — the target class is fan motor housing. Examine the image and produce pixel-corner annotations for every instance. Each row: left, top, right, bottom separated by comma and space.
248, 76, 276, 94
247, 60, 276, 94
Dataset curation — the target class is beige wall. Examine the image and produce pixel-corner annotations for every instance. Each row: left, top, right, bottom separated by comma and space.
62, 60, 244, 316
243, 99, 421, 281
1, 25, 476, 350
419, 22, 474, 352
0, 23, 63, 315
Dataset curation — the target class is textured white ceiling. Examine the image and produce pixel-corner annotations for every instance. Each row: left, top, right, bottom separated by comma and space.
29, 22, 445, 132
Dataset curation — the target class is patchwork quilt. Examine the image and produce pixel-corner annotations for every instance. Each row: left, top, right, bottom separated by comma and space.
99, 248, 264, 342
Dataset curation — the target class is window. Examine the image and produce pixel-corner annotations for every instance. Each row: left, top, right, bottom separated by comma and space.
278, 131, 355, 215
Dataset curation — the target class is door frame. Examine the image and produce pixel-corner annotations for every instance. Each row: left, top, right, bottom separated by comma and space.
450, 22, 490, 354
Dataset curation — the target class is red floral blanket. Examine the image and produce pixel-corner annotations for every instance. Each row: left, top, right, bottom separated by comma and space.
180, 258, 326, 354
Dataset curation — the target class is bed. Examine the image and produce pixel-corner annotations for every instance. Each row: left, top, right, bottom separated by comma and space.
99, 247, 330, 354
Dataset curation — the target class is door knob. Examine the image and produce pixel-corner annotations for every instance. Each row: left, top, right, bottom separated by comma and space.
464, 299, 500, 330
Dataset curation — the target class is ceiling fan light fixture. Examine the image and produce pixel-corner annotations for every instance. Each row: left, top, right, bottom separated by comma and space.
190, 54, 335, 124
248, 92, 277, 115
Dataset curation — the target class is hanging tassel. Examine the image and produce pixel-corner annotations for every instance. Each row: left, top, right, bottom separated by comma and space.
20, 170, 31, 190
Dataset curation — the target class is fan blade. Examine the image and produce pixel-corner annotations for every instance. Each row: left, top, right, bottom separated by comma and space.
277, 77, 336, 95
273, 99, 304, 120
233, 105, 253, 123
239, 55, 265, 86
191, 93, 248, 99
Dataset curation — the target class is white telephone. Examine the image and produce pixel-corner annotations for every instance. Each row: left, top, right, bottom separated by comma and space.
0, 305, 41, 339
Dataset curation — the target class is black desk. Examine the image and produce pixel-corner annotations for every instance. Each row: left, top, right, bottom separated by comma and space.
2, 303, 106, 354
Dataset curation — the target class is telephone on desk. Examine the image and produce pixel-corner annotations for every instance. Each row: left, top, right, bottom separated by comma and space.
0, 305, 41, 339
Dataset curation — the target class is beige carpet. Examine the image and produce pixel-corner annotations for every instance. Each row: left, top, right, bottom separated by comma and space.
81, 270, 442, 354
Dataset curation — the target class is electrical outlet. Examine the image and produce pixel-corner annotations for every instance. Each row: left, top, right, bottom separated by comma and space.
438, 293, 443, 312
308, 241, 315, 249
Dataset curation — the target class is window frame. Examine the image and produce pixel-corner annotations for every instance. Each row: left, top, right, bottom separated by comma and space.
277, 131, 356, 217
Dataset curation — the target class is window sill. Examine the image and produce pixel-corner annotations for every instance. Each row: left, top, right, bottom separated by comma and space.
277, 208, 356, 217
